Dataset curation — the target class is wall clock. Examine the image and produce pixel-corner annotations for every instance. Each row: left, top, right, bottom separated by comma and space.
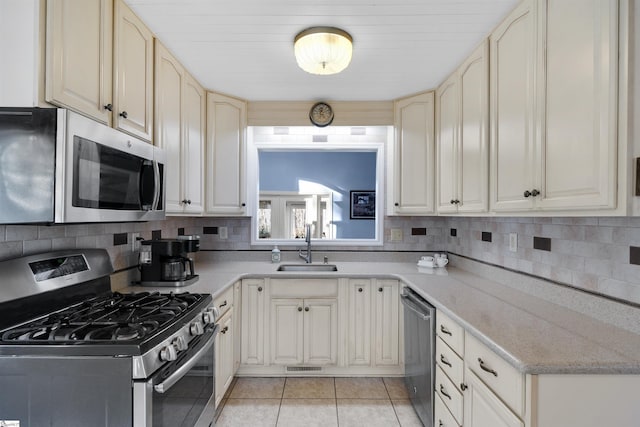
309, 102, 334, 127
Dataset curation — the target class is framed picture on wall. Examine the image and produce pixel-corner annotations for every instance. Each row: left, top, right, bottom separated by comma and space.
350, 190, 375, 219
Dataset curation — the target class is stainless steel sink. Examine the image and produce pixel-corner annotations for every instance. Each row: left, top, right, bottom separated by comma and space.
277, 264, 338, 272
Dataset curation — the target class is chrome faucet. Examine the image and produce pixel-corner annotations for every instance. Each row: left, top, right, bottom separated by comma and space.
298, 224, 312, 263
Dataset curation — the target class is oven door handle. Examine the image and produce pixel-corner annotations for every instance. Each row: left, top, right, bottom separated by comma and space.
154, 325, 218, 394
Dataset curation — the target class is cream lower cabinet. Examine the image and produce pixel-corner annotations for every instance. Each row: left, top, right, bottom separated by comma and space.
347, 279, 372, 366
374, 280, 399, 366
214, 309, 234, 407
463, 368, 523, 427
270, 298, 338, 366
240, 279, 266, 366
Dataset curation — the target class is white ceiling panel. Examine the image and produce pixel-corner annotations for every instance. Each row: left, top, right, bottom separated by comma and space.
125, 0, 519, 101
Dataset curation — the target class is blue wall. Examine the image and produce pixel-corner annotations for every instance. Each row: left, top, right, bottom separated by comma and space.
259, 151, 376, 238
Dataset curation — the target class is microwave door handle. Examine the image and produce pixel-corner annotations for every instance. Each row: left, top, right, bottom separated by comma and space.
139, 160, 153, 211
151, 160, 160, 211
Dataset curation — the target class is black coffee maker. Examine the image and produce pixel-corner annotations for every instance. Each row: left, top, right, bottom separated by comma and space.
139, 235, 200, 286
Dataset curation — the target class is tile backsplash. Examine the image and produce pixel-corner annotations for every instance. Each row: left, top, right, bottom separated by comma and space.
2, 214, 640, 306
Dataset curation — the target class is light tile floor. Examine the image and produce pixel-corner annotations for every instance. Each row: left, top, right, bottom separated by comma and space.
216, 377, 423, 427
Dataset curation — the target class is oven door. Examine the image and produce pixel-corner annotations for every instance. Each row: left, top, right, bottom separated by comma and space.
134, 325, 217, 427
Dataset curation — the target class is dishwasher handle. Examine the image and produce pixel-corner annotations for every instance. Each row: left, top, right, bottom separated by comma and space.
401, 293, 432, 321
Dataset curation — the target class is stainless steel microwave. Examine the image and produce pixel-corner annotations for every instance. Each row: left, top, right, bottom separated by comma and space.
0, 108, 165, 223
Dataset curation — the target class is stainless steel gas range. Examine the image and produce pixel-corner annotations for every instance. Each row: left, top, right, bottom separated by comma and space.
0, 249, 217, 427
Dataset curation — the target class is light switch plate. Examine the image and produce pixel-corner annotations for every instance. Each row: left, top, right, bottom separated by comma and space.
219, 226, 228, 240
509, 233, 517, 252
390, 228, 403, 242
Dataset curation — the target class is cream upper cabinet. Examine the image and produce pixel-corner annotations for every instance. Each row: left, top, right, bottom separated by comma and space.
535, 0, 618, 211
436, 41, 489, 214
206, 92, 247, 215
391, 92, 435, 215
113, 0, 154, 142
46, 0, 113, 125
155, 39, 205, 215
182, 74, 206, 214
491, 0, 621, 213
154, 40, 184, 213
490, 0, 537, 212
436, 74, 460, 214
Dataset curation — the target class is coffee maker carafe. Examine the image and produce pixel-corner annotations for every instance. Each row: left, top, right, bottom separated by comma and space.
138, 235, 200, 286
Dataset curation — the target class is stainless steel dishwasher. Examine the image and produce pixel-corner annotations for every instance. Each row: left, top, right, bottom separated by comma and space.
401, 287, 436, 427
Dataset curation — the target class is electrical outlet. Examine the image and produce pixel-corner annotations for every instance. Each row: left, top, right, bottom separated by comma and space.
219, 226, 228, 240
131, 233, 140, 252
509, 233, 518, 252
390, 228, 403, 242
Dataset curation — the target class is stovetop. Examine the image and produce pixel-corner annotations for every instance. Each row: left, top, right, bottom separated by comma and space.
1, 291, 204, 344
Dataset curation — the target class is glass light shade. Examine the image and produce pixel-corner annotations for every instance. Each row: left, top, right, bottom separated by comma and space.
294, 27, 353, 75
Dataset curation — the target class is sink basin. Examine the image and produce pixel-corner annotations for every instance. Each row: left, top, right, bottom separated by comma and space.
277, 264, 338, 272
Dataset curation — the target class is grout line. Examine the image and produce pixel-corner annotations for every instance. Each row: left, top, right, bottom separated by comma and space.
275, 377, 286, 426
334, 377, 340, 427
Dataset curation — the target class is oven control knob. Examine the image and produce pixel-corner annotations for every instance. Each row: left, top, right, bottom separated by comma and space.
173, 336, 188, 351
159, 344, 177, 362
202, 310, 216, 325
190, 321, 204, 336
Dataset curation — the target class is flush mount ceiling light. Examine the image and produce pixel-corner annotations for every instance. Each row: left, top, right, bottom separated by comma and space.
294, 27, 353, 75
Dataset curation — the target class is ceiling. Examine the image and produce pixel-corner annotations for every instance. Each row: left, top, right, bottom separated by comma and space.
125, 0, 519, 102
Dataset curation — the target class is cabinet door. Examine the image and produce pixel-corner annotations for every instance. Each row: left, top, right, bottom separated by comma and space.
206, 92, 247, 215
183, 73, 205, 214
536, 0, 618, 210
154, 40, 184, 213
374, 280, 399, 366
232, 281, 242, 373
347, 279, 371, 366
241, 279, 265, 365
436, 74, 459, 214
46, 0, 113, 125
303, 298, 338, 365
113, 0, 153, 141
271, 298, 304, 365
215, 309, 234, 407
393, 92, 435, 215
458, 40, 489, 213
489, 0, 537, 212
464, 369, 524, 427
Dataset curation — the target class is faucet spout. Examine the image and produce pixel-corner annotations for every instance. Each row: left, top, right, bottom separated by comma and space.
298, 224, 312, 263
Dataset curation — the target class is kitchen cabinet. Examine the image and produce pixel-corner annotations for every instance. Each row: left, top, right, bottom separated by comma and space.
205, 92, 247, 216
374, 279, 399, 366
347, 279, 372, 366
113, 0, 154, 141
464, 368, 524, 427
490, 0, 621, 213
390, 92, 435, 215
436, 309, 465, 426
214, 309, 234, 407
436, 41, 489, 214
240, 279, 266, 365
155, 40, 205, 215
213, 284, 236, 407
45, 0, 113, 126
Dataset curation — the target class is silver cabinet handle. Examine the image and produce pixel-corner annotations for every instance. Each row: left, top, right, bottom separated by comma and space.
440, 325, 452, 336
478, 358, 498, 377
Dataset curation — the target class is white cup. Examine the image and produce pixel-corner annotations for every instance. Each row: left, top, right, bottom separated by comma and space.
436, 257, 449, 268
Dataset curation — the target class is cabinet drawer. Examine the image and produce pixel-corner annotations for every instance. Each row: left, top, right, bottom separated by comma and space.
435, 365, 463, 425
213, 285, 234, 318
436, 310, 464, 356
435, 392, 461, 427
270, 279, 338, 298
465, 332, 524, 418
436, 336, 464, 390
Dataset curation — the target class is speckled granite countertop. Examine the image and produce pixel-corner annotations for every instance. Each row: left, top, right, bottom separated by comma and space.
126, 257, 640, 375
